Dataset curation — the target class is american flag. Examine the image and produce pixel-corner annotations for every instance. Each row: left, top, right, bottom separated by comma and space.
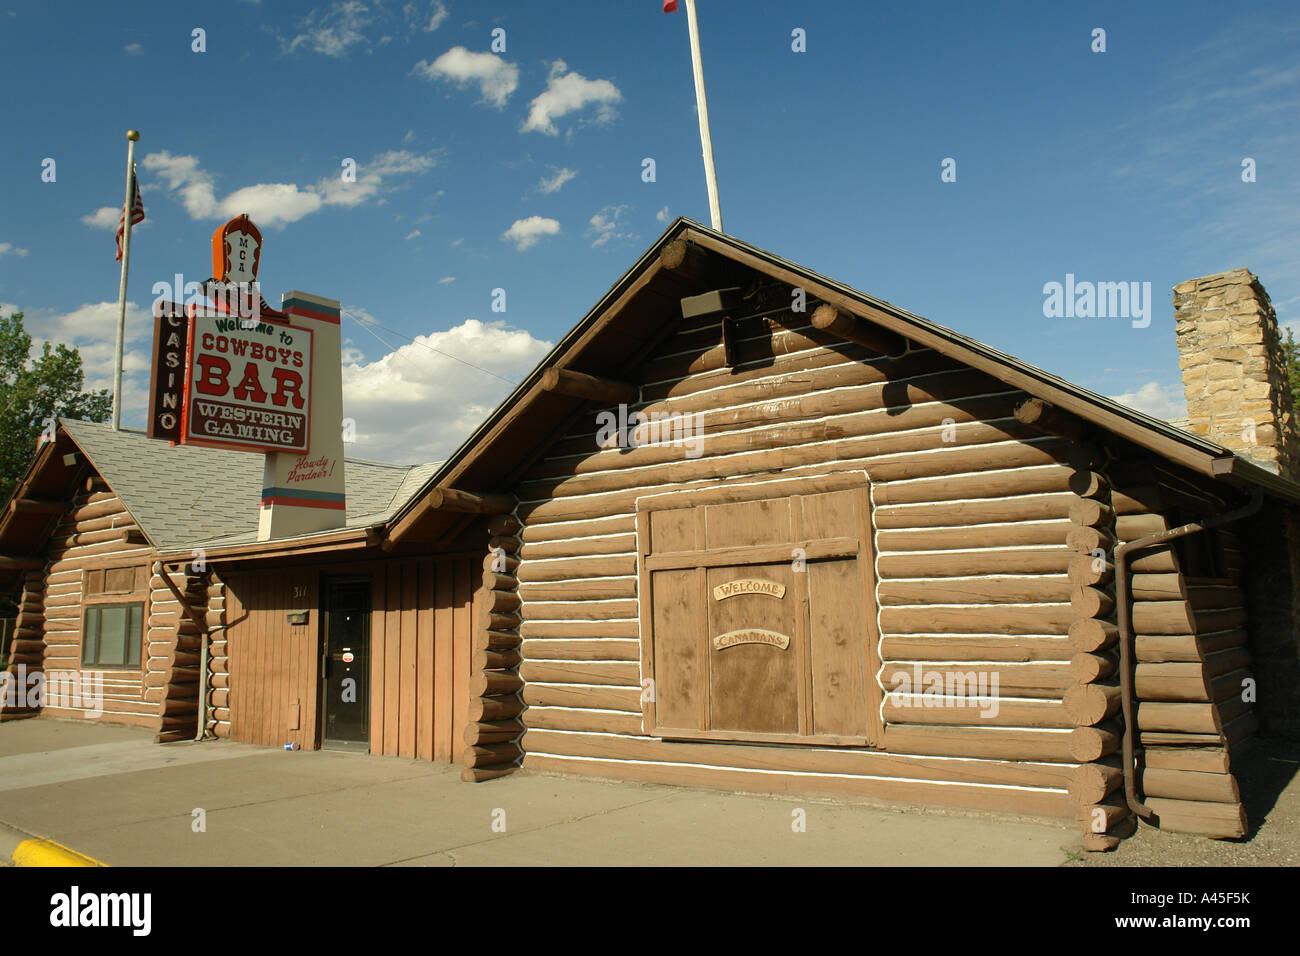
664, 1, 677, 11
115, 165, 145, 261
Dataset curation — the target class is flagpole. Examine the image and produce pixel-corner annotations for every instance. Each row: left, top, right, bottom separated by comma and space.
683, 0, 723, 231
111, 129, 139, 431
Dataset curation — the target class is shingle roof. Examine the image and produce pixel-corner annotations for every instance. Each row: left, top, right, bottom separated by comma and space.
60, 419, 437, 551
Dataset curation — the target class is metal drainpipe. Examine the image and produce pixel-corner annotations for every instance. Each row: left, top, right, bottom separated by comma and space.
1115, 485, 1263, 822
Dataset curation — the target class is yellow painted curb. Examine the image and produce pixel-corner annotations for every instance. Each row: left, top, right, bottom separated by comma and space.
12, 838, 108, 867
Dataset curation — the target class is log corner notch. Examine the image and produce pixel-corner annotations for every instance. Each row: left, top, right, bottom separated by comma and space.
1062, 443, 1130, 851
0, 568, 46, 721
463, 512, 525, 782
153, 561, 210, 744
383, 487, 518, 551
1013, 397, 1087, 442
809, 304, 908, 358
540, 367, 637, 406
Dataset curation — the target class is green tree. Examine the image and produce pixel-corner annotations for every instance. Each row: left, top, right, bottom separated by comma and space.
1284, 328, 1300, 408
0, 311, 112, 504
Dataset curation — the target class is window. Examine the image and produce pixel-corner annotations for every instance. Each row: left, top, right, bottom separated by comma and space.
81, 564, 148, 669
82, 603, 144, 668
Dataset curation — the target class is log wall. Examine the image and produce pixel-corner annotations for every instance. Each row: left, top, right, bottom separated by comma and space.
510, 307, 1115, 820
39, 487, 158, 728
1105, 459, 1256, 838
0, 569, 46, 719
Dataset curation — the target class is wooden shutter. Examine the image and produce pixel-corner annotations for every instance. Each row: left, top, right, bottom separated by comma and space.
638, 473, 882, 747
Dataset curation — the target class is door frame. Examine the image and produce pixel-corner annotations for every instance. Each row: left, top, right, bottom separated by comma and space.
635, 470, 883, 748
317, 573, 373, 752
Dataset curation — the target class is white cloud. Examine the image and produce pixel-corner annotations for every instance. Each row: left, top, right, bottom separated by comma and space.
502, 216, 560, 251
285, 0, 374, 57
1109, 381, 1188, 421
522, 60, 622, 136
587, 204, 635, 248
0, 242, 29, 258
420, 0, 448, 31
438, 276, 455, 284
141, 148, 436, 228
405, 229, 421, 240
413, 47, 519, 108
340, 317, 552, 463
656, 205, 671, 223
537, 166, 578, 194
124, 42, 143, 55
82, 207, 121, 229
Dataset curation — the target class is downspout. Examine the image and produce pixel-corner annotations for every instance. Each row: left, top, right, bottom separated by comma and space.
1115, 484, 1263, 822
158, 560, 210, 742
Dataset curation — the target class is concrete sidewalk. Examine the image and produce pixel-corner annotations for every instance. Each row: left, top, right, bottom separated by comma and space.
0, 718, 1078, 866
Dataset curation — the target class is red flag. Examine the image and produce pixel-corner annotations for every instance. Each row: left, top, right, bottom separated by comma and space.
115, 165, 145, 261
664, 1, 677, 11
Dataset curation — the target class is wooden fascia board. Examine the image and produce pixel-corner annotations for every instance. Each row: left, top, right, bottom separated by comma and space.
155, 528, 372, 563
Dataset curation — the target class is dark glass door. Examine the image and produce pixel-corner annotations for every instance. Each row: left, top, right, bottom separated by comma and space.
322, 579, 370, 751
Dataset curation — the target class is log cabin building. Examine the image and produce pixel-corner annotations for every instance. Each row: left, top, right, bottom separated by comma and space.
3, 218, 1299, 851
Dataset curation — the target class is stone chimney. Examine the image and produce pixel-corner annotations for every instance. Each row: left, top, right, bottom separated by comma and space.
1174, 268, 1299, 479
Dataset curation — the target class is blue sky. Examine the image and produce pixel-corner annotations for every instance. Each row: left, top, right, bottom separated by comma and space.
2, 0, 1298, 464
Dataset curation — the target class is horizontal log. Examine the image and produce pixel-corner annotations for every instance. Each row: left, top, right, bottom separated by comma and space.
882, 695, 1073, 729
1136, 701, 1223, 734
1141, 766, 1240, 804
1066, 527, 1113, 554
1068, 498, 1113, 528
519, 638, 641, 662
483, 551, 520, 574
467, 697, 523, 721
522, 683, 642, 713
1068, 722, 1121, 761
1070, 586, 1114, 618
1063, 683, 1121, 726
479, 630, 523, 651
1077, 797, 1130, 832
876, 524, 1071, 554
866, 464, 1075, 507
877, 576, 1072, 605
518, 579, 636, 602
522, 706, 645, 735
522, 728, 1074, 791
1131, 604, 1245, 636
1143, 747, 1230, 774
879, 605, 1075, 634
1136, 629, 1248, 663
810, 304, 907, 357
541, 367, 638, 405
482, 590, 522, 614
463, 742, 522, 768
470, 671, 524, 697
0, 555, 44, 571
882, 724, 1079, 762
1116, 513, 1168, 540
1069, 652, 1115, 683
482, 570, 518, 592
519, 534, 635, 562
881, 661, 1073, 699
480, 611, 522, 633
1135, 654, 1252, 702
872, 493, 1073, 530
471, 648, 522, 671
1013, 398, 1086, 440
1144, 797, 1247, 838
520, 599, 638, 622
517, 555, 636, 583
463, 720, 524, 746
518, 660, 641, 687
461, 765, 517, 782
875, 549, 1070, 578
1069, 760, 1122, 804
517, 616, 639, 639
1068, 470, 1107, 500
1067, 554, 1113, 587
